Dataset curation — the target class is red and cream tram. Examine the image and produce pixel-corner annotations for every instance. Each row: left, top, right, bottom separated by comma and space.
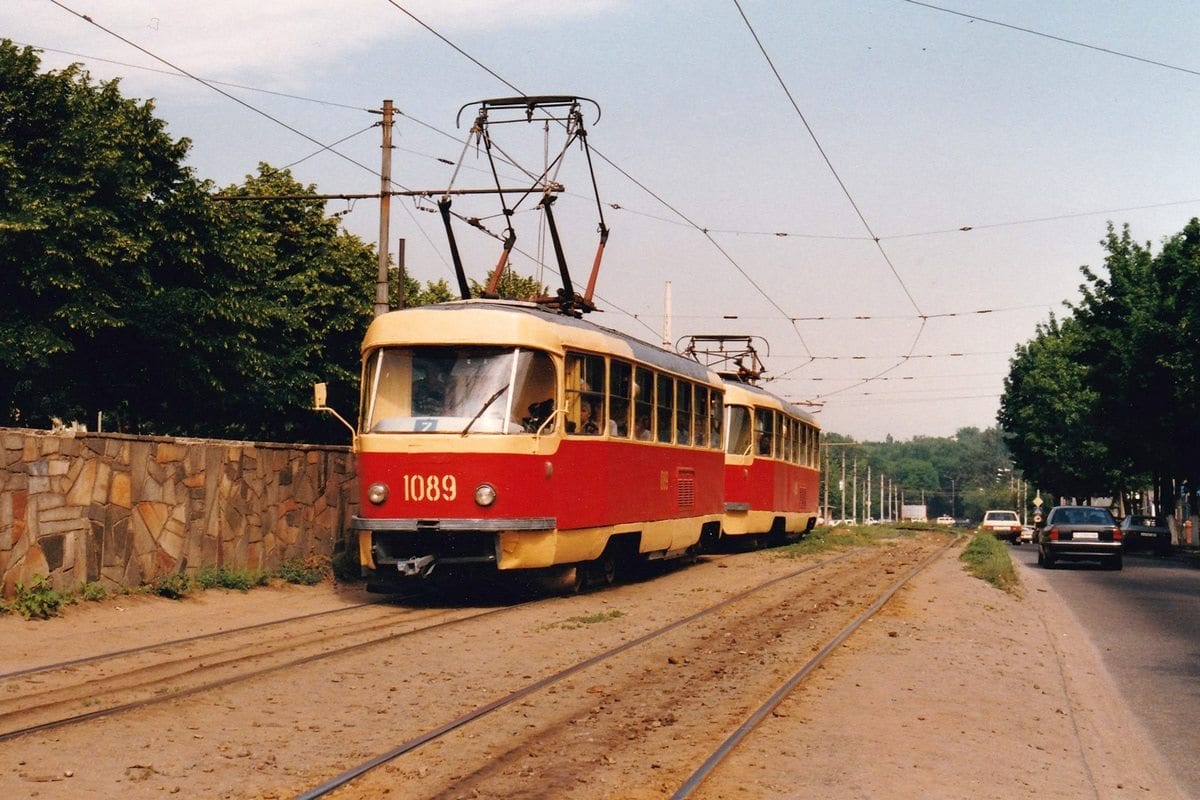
718, 378, 821, 548
349, 299, 726, 590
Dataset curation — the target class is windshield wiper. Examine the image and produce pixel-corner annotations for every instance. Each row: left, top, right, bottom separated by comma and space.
461, 385, 509, 436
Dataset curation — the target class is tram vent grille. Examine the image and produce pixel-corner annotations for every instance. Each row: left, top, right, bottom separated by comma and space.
677, 468, 695, 509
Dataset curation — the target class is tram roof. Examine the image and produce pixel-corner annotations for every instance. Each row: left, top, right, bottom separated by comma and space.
721, 376, 819, 427
364, 300, 719, 385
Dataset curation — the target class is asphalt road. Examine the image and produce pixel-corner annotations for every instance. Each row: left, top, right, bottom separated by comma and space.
1010, 543, 1200, 798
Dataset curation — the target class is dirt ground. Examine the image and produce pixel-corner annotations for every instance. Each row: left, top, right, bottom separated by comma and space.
0, 536, 1187, 799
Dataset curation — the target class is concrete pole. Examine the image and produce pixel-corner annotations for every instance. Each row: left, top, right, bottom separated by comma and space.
374, 99, 394, 318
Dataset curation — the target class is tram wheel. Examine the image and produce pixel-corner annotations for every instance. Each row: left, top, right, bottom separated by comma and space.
595, 551, 618, 586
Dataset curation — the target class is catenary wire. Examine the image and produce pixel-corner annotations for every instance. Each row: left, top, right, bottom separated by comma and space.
903, 0, 1200, 78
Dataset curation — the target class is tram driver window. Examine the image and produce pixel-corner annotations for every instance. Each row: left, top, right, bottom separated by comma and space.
566, 353, 606, 436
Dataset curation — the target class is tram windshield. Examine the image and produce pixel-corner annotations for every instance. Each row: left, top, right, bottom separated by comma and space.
725, 405, 753, 455
361, 346, 557, 435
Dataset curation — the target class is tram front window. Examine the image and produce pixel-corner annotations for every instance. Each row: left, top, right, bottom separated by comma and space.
725, 405, 753, 455
361, 346, 556, 434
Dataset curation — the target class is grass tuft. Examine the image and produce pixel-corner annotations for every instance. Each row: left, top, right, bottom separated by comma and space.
960, 531, 1020, 593
780, 523, 919, 558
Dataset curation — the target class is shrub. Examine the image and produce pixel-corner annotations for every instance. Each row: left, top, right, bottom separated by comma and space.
152, 572, 192, 599
277, 555, 328, 586
80, 582, 108, 602
12, 575, 65, 619
194, 566, 267, 591
331, 549, 361, 583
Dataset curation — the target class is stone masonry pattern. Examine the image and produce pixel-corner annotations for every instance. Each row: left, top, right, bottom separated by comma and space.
0, 428, 358, 597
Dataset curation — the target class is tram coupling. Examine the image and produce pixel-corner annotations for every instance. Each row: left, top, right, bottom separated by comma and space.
395, 555, 437, 578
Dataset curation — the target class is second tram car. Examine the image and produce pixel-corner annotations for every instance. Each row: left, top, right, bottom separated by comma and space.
718, 378, 821, 548
349, 299, 726, 590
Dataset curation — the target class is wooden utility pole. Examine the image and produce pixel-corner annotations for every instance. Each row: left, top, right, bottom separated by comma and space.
375, 100, 394, 318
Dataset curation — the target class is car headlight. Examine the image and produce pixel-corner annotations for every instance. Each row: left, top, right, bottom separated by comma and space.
367, 482, 388, 505
474, 483, 497, 507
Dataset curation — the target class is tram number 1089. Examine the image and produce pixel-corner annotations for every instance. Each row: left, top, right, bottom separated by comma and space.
402, 474, 458, 502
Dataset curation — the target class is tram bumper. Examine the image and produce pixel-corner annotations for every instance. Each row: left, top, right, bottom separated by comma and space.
352, 516, 558, 577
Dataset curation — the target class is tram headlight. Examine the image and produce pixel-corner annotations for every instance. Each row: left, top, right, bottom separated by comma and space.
367, 482, 389, 505
474, 483, 497, 507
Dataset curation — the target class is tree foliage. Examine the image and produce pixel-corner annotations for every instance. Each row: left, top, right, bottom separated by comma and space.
1, 40, 211, 428
999, 219, 1200, 509
0, 40, 565, 444
822, 426, 1021, 523
0, 42, 376, 443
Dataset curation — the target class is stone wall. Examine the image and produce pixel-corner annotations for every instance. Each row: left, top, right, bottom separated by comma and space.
0, 428, 357, 597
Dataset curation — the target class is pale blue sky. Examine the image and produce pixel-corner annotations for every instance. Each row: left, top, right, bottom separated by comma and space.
7, 1, 1200, 441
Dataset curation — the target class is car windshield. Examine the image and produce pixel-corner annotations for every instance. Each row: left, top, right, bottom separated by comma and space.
1128, 516, 1158, 527
360, 345, 557, 435
986, 512, 1018, 522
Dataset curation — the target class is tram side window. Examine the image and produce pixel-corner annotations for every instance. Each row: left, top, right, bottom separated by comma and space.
566, 353, 606, 435
691, 385, 708, 447
609, 359, 632, 438
777, 412, 786, 460
655, 374, 674, 444
709, 391, 723, 450
676, 380, 693, 445
757, 408, 775, 457
634, 367, 655, 441
783, 417, 795, 463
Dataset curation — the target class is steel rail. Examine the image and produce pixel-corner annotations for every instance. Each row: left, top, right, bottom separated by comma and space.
0, 598, 404, 682
670, 535, 959, 798
0, 604, 513, 743
293, 547, 870, 800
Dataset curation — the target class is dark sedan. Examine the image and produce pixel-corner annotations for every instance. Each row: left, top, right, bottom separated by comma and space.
1119, 514, 1171, 556
1036, 505, 1123, 570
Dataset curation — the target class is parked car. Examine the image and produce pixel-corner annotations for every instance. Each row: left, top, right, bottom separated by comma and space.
980, 510, 1022, 543
1119, 514, 1171, 556
1036, 505, 1122, 570
1019, 525, 1034, 544
935, 515, 955, 525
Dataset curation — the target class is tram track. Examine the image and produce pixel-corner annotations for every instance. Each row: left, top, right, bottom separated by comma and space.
0, 597, 511, 743
291, 534, 955, 799
0, 534, 956, 799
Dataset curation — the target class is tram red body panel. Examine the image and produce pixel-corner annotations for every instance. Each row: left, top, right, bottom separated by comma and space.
723, 459, 819, 516
358, 441, 723, 531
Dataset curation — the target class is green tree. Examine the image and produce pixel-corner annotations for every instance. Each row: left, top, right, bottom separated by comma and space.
1001, 218, 1200, 509
0, 40, 212, 428
999, 315, 1109, 500
0, 43, 380, 443
196, 165, 376, 442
